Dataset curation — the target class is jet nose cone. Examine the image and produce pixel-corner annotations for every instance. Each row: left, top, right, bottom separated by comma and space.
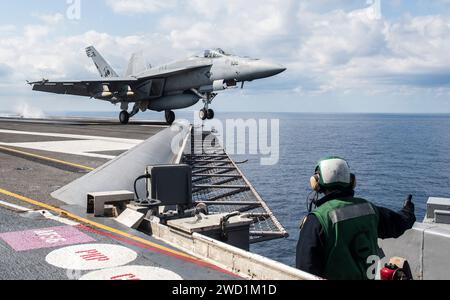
272, 65, 287, 76
253, 61, 287, 79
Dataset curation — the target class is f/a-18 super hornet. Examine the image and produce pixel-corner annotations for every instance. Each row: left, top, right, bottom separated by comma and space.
29, 46, 286, 124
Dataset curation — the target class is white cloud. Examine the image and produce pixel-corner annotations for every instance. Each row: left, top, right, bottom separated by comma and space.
332, 14, 450, 89
0, 25, 16, 33
10, 1, 450, 95
2, 0, 450, 113
33, 13, 64, 25
105, 0, 177, 14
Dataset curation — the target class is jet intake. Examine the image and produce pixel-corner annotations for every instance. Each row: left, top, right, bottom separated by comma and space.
199, 80, 237, 93
148, 93, 201, 112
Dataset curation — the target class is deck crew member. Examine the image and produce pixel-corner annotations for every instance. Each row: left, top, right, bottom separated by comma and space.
296, 156, 416, 280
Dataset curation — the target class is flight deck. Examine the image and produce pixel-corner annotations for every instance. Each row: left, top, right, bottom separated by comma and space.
0, 117, 166, 209
0, 117, 316, 280
0, 117, 235, 280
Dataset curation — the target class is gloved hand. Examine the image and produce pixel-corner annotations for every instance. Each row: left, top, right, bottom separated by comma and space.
403, 194, 415, 214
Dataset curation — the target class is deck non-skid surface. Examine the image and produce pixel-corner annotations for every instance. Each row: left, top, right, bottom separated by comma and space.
0, 206, 234, 280
0, 118, 166, 207
0, 117, 235, 280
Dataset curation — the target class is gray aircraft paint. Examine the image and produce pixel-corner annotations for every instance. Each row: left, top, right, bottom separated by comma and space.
30, 47, 286, 123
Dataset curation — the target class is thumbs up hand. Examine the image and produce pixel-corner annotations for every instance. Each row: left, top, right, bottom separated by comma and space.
403, 194, 415, 214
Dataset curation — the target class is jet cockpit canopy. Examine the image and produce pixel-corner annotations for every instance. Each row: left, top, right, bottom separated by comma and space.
201, 48, 232, 58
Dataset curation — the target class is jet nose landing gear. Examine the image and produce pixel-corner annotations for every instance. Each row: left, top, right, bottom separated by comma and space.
199, 108, 215, 121
207, 109, 215, 120
199, 92, 216, 121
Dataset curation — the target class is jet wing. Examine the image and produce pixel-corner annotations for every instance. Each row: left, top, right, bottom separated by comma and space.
30, 78, 138, 97
30, 62, 212, 97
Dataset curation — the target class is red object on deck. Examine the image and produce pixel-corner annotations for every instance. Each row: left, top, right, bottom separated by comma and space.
380, 264, 398, 280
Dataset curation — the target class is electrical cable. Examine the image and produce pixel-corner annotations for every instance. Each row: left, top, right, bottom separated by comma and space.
134, 174, 151, 201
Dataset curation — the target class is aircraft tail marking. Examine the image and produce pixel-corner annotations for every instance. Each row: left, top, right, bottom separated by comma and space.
85, 46, 119, 78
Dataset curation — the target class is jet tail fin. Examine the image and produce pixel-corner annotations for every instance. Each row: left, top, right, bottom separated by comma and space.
85, 46, 119, 78
125, 51, 150, 77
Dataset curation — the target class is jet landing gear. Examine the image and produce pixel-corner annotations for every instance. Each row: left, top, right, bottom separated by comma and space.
165, 110, 176, 125
119, 111, 130, 125
119, 103, 140, 125
199, 93, 216, 121
199, 108, 215, 121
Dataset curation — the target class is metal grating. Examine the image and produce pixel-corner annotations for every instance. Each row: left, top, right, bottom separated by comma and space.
183, 129, 288, 244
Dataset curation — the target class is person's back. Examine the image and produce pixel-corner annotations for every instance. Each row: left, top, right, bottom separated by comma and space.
296, 157, 416, 280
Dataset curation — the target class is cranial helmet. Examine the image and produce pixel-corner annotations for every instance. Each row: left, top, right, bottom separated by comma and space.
310, 156, 356, 192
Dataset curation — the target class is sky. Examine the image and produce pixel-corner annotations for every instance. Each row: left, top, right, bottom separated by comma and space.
1, 0, 450, 115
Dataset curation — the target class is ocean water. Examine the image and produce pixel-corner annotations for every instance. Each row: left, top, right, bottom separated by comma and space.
223, 113, 450, 267
26, 111, 450, 266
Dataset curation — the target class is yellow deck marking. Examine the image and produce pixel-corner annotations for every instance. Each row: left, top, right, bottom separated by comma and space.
0, 188, 195, 260
0, 145, 95, 171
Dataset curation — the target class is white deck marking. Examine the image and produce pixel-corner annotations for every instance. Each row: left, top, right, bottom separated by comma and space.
38, 210, 80, 226
0, 200, 79, 225
0, 141, 133, 159
0, 129, 143, 159
0, 129, 143, 144
0, 200, 32, 212
0, 200, 80, 225
46, 244, 138, 271
80, 265, 183, 280
140, 125, 168, 128
21, 209, 80, 226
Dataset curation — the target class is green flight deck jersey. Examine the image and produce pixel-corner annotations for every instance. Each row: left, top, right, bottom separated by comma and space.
312, 197, 380, 280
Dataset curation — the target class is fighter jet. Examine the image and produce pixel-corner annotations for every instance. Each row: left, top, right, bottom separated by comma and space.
29, 46, 286, 124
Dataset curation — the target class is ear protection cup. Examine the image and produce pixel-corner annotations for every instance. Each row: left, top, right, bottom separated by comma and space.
310, 173, 356, 192
310, 174, 321, 192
